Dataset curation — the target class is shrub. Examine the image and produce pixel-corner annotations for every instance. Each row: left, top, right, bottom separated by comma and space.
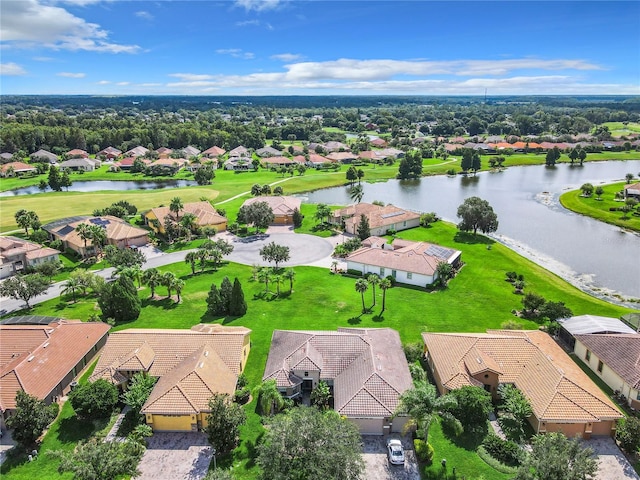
403, 342, 424, 363
69, 379, 119, 419
616, 416, 640, 454
345, 269, 362, 277
505, 271, 517, 283
234, 387, 251, 404
482, 433, 524, 466
236, 373, 248, 389
414, 439, 435, 464
476, 446, 518, 474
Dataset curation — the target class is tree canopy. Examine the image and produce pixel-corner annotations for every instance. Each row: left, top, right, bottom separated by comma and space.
6, 391, 57, 449
256, 407, 364, 480
456, 196, 499, 235
259, 242, 291, 267
204, 393, 247, 456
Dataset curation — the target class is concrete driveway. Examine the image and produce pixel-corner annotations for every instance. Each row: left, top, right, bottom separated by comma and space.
362, 436, 420, 480
583, 437, 640, 480
135, 432, 211, 480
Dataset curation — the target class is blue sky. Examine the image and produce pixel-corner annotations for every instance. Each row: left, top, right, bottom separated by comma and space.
1, 0, 639, 95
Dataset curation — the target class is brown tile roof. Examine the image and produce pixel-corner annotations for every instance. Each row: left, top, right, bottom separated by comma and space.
263, 328, 412, 418
46, 216, 149, 247
573, 334, 640, 389
0, 321, 110, 411
347, 237, 460, 277
202, 146, 226, 157
422, 331, 622, 424
1, 162, 36, 174
242, 196, 301, 216
327, 152, 357, 162
147, 201, 226, 227
66, 149, 88, 157
260, 156, 296, 165
125, 146, 149, 157
0, 236, 60, 265
150, 158, 187, 167
334, 203, 421, 231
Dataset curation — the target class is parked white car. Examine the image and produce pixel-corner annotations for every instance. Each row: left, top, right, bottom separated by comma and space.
386, 438, 405, 465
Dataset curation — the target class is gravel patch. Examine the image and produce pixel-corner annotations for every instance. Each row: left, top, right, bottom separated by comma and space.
583, 437, 639, 480
135, 432, 211, 480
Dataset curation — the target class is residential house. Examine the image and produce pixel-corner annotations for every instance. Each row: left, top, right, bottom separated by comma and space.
331, 202, 421, 236
59, 157, 100, 172
97, 146, 122, 159
0, 319, 110, 429
297, 153, 333, 168
261, 156, 298, 168
327, 151, 358, 163
155, 147, 173, 158
228, 146, 250, 159
0, 236, 60, 279
65, 149, 89, 159
573, 333, 640, 410
422, 330, 623, 438
263, 328, 412, 435
323, 141, 351, 152
370, 138, 387, 148
30, 149, 58, 164
241, 196, 301, 225
224, 157, 251, 171
144, 201, 227, 234
0, 153, 14, 162
256, 146, 283, 158
125, 146, 150, 158
89, 324, 251, 432
0, 162, 37, 177
43, 216, 149, 257
558, 315, 635, 350
182, 146, 201, 158
624, 183, 640, 199
149, 157, 187, 174
346, 237, 461, 287
202, 146, 226, 159
112, 157, 151, 170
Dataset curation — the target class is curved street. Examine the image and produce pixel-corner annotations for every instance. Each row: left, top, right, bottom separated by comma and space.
0, 229, 342, 316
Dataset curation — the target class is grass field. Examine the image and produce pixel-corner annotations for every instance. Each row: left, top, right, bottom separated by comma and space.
602, 122, 640, 138
2, 221, 632, 479
559, 182, 640, 232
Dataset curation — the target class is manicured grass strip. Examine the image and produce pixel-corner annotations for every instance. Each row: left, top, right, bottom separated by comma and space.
559, 182, 640, 232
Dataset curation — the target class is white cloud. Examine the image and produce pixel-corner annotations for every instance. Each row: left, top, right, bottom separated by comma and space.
271, 53, 303, 62
234, 0, 283, 12
216, 48, 255, 59
57, 71, 85, 77
1, 0, 140, 53
0, 62, 27, 76
135, 11, 154, 21
32, 56, 55, 62
116, 81, 130, 86
96, 80, 110, 84
168, 73, 214, 81
236, 20, 260, 27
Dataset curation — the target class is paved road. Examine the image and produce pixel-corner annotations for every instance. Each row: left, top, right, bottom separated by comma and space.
0, 231, 337, 316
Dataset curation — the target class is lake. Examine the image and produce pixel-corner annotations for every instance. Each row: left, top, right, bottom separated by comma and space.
0, 179, 198, 196
301, 160, 640, 303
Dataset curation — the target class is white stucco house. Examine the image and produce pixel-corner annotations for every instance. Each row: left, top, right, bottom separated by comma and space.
345, 236, 462, 287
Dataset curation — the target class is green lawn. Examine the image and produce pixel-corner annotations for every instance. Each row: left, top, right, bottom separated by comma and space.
602, 122, 640, 137
559, 182, 640, 232
3, 221, 632, 479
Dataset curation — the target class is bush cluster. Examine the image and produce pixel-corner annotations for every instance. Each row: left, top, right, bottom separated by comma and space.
414, 439, 435, 464
482, 433, 524, 466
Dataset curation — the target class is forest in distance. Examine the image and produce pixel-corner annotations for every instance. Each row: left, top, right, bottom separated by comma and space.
1, 94, 640, 155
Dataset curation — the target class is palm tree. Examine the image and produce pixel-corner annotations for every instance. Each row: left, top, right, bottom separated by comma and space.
349, 184, 364, 204
61, 277, 83, 303
283, 268, 296, 293
395, 380, 459, 442
380, 278, 392, 312
162, 271, 177, 299
75, 223, 92, 258
357, 168, 365, 185
173, 279, 185, 303
257, 267, 271, 294
185, 251, 199, 274
142, 268, 162, 298
120, 265, 143, 288
314, 204, 331, 225
169, 197, 183, 221
366, 274, 379, 307
251, 184, 262, 196
272, 273, 282, 296
256, 380, 284, 416
88, 225, 107, 256
355, 278, 369, 313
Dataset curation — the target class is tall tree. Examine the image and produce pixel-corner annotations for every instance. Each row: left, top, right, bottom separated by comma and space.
456, 196, 499, 235
356, 214, 370, 240
283, 268, 296, 293
169, 196, 183, 221
345, 166, 358, 186
256, 379, 285, 416
257, 407, 364, 480
314, 203, 331, 225
6, 391, 57, 449
355, 278, 368, 313
206, 283, 224, 316
259, 242, 291, 268
14, 209, 39, 236
219, 276, 233, 314
142, 268, 162, 298
69, 379, 119, 419
121, 373, 157, 415
0, 273, 50, 309
98, 275, 141, 322
237, 201, 275, 233
349, 184, 364, 204
229, 277, 247, 316
395, 380, 460, 442
366, 274, 379, 307
185, 251, 199, 274
204, 393, 247, 456
48, 165, 62, 191
545, 146, 561, 166
379, 277, 392, 312
75, 223, 92, 257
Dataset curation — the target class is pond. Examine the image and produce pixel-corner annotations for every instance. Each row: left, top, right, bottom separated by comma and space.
0, 179, 198, 196
301, 160, 640, 303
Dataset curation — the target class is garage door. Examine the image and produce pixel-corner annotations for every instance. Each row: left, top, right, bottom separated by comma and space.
352, 418, 384, 435
150, 415, 193, 432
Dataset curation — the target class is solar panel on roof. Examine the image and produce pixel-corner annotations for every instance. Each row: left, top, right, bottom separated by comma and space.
380, 211, 405, 219
89, 218, 110, 227
0, 315, 62, 325
57, 225, 74, 236
424, 245, 453, 260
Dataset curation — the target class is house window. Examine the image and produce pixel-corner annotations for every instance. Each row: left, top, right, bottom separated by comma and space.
585, 350, 591, 361
304, 372, 309, 377
407, 272, 412, 280
403, 221, 407, 227
380, 267, 385, 276
597, 360, 603, 373
392, 270, 397, 278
